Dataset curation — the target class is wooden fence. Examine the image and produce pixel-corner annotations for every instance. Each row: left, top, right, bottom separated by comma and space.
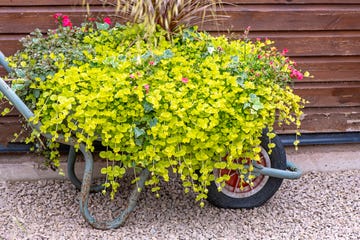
0, 0, 360, 144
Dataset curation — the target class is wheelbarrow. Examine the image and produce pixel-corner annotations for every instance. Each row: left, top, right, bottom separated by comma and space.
0, 51, 301, 229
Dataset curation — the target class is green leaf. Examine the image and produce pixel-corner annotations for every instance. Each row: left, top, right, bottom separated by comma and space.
249, 93, 258, 102
135, 138, 144, 146
101, 167, 107, 174
207, 46, 215, 55
96, 22, 110, 30
162, 49, 173, 59
230, 55, 239, 63
1, 108, 10, 116
236, 72, 247, 87
149, 118, 158, 127
214, 162, 227, 169
236, 77, 244, 87
134, 127, 145, 138
143, 101, 154, 113
243, 102, 251, 109
252, 102, 263, 111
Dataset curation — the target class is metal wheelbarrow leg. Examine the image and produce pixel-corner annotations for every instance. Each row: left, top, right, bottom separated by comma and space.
78, 143, 150, 229
67, 146, 104, 193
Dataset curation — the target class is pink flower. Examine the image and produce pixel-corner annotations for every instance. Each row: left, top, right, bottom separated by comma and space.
282, 48, 289, 55
103, 17, 111, 25
62, 16, 73, 28
53, 13, 73, 28
181, 77, 189, 84
256, 37, 261, 41
144, 84, 150, 93
290, 69, 304, 80
149, 61, 155, 66
257, 55, 262, 59
53, 13, 62, 22
129, 74, 135, 79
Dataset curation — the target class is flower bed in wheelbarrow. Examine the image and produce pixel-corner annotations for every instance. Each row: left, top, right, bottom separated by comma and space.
0, 0, 308, 230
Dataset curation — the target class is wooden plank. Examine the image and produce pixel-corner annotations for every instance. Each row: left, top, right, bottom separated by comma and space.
0, 115, 27, 144
226, 0, 360, 4
261, 34, 360, 57
1, 5, 360, 33
0, 35, 23, 56
0, 0, 104, 6
294, 84, 360, 108
294, 56, 360, 83
276, 107, 360, 133
210, 5, 360, 31
0, 6, 116, 34
2, 0, 360, 6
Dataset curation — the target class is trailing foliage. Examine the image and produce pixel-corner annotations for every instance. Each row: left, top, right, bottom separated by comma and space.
5, 15, 306, 204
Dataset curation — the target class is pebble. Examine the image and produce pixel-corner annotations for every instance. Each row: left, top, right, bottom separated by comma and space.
0, 170, 359, 240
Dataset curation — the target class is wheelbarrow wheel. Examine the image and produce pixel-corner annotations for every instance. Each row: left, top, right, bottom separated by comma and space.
207, 131, 286, 208
67, 146, 104, 193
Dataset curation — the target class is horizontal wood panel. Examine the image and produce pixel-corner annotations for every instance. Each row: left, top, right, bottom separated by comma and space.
1, 5, 360, 33
276, 107, 360, 133
294, 84, 360, 107
294, 57, 360, 82
0, 115, 27, 144
226, 0, 360, 4
0, 6, 114, 34
0, 35, 23, 56
2, 0, 360, 6
0, 0, 103, 6
214, 5, 360, 31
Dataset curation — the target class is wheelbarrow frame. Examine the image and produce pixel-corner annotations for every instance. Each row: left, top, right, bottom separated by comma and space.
0, 51, 301, 230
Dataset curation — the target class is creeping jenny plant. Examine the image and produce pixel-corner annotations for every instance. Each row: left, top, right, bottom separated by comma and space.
4, 2, 307, 205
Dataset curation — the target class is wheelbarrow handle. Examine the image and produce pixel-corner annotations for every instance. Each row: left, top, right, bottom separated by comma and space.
0, 76, 35, 122
253, 161, 302, 179
0, 51, 35, 122
0, 50, 12, 73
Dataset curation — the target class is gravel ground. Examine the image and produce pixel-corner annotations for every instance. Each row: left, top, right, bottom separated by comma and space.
0, 170, 359, 240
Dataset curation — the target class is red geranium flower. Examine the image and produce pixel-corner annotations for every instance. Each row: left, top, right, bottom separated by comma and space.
103, 17, 111, 25
62, 16, 73, 28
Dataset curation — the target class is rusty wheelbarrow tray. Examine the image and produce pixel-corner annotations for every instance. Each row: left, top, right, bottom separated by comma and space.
0, 51, 301, 230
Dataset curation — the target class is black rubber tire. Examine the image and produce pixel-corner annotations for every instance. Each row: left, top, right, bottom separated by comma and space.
67, 146, 104, 193
207, 130, 287, 209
